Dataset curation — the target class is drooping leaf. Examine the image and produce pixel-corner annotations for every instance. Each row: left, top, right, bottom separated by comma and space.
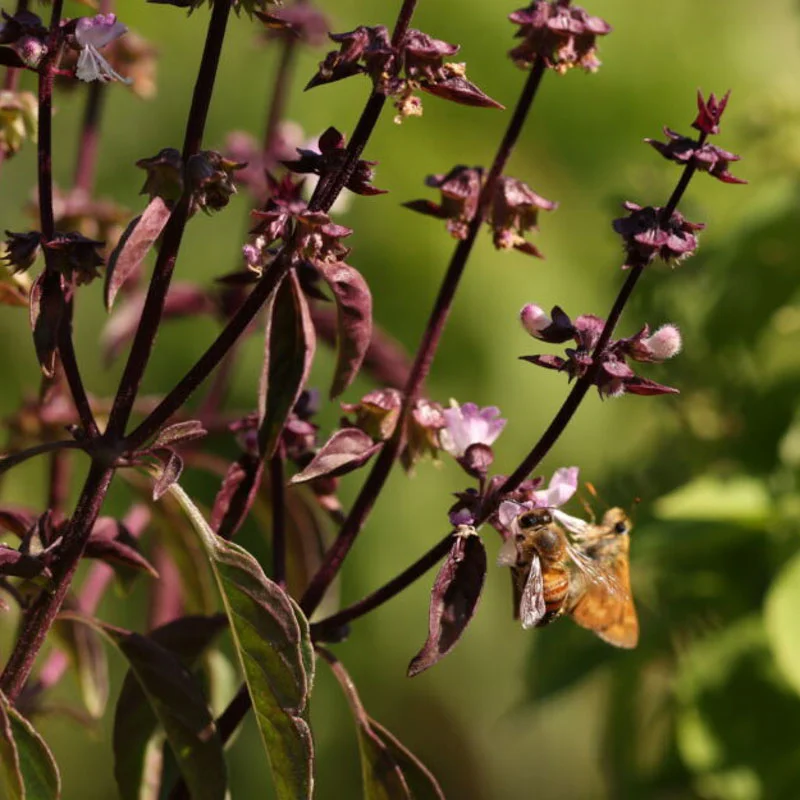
29, 271, 65, 379
104, 198, 171, 311
0, 691, 61, 799
317, 262, 372, 398
85, 517, 158, 578
165, 482, 315, 799
258, 271, 316, 459
290, 428, 380, 485
408, 532, 486, 677
319, 648, 444, 800
61, 615, 226, 800
52, 597, 110, 719
0, 506, 37, 538
112, 615, 227, 800
210, 453, 263, 540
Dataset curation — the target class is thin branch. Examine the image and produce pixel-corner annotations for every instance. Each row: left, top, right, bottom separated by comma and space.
270, 452, 286, 589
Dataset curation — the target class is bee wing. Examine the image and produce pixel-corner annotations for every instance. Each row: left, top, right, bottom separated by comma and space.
519, 553, 546, 630
552, 509, 593, 541
568, 550, 639, 648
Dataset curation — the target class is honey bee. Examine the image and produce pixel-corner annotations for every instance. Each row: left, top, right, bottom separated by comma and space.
498, 506, 638, 648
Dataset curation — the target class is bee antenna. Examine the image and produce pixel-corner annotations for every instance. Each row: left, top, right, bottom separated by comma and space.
628, 497, 641, 523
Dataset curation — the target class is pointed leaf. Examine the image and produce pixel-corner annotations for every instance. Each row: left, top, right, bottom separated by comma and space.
152, 420, 207, 449
85, 517, 158, 578
258, 271, 316, 459
408, 533, 486, 677
62, 616, 227, 800
290, 428, 380, 485
112, 615, 227, 800
317, 262, 373, 398
0, 691, 61, 799
29, 271, 65, 379
164, 481, 315, 799
320, 648, 444, 800
152, 450, 184, 501
105, 198, 171, 311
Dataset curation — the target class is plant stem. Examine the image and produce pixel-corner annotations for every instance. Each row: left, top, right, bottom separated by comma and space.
73, 82, 105, 193
263, 36, 297, 161
311, 533, 452, 641
0, 461, 114, 701
106, 0, 231, 439
300, 57, 549, 617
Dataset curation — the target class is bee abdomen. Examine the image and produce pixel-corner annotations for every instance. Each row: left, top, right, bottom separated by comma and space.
540, 567, 569, 625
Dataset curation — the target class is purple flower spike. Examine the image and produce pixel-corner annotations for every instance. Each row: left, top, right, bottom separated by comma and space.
440, 401, 506, 459
75, 14, 131, 84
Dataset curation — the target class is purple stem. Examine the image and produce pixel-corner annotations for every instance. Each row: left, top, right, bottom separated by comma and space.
0, 461, 114, 701
299, 57, 550, 616
105, 0, 232, 439
263, 35, 297, 161
73, 82, 105, 193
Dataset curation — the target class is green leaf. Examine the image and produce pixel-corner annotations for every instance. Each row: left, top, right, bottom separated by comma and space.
765, 549, 800, 695
320, 647, 444, 800
165, 481, 315, 800
653, 475, 771, 524
112, 615, 227, 800
0, 691, 61, 799
62, 615, 227, 800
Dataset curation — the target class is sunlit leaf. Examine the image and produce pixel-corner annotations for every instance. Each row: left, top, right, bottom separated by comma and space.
165, 482, 315, 799
0, 691, 61, 799
765, 549, 800, 696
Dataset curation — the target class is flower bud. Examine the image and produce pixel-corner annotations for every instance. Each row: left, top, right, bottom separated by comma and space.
16, 35, 47, 68
645, 324, 682, 361
520, 303, 551, 338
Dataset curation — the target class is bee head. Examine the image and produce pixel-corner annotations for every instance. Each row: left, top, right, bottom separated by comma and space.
603, 508, 631, 536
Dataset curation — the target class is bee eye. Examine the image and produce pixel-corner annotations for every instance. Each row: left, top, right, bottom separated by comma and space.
614, 521, 628, 535
540, 511, 552, 525
518, 513, 536, 529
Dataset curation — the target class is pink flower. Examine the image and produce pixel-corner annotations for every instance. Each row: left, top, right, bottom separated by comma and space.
75, 14, 131, 84
439, 401, 506, 459
497, 466, 578, 530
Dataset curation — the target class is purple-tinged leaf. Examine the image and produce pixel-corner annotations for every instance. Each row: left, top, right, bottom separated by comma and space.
258, 271, 316, 459
0, 545, 50, 580
104, 197, 171, 311
102, 283, 217, 364
0, 506, 37, 538
319, 648, 445, 800
290, 428, 380, 485
112, 615, 227, 800
421, 75, 504, 110
210, 454, 263, 540
85, 518, 158, 578
283, 486, 331, 601
53, 596, 109, 719
165, 482, 315, 800
29, 271, 65, 379
62, 615, 227, 800
0, 691, 61, 800
152, 449, 185, 501
151, 420, 207, 449
408, 533, 487, 677
316, 262, 372, 398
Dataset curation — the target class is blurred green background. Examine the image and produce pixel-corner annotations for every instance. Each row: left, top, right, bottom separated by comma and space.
3, 0, 800, 798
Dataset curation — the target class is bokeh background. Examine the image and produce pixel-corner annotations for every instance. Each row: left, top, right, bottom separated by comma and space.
3, 0, 800, 797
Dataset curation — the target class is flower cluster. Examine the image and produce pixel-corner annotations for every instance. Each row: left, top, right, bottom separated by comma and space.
520, 304, 682, 397
405, 165, 556, 256
308, 26, 502, 122
509, 2, 611, 73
